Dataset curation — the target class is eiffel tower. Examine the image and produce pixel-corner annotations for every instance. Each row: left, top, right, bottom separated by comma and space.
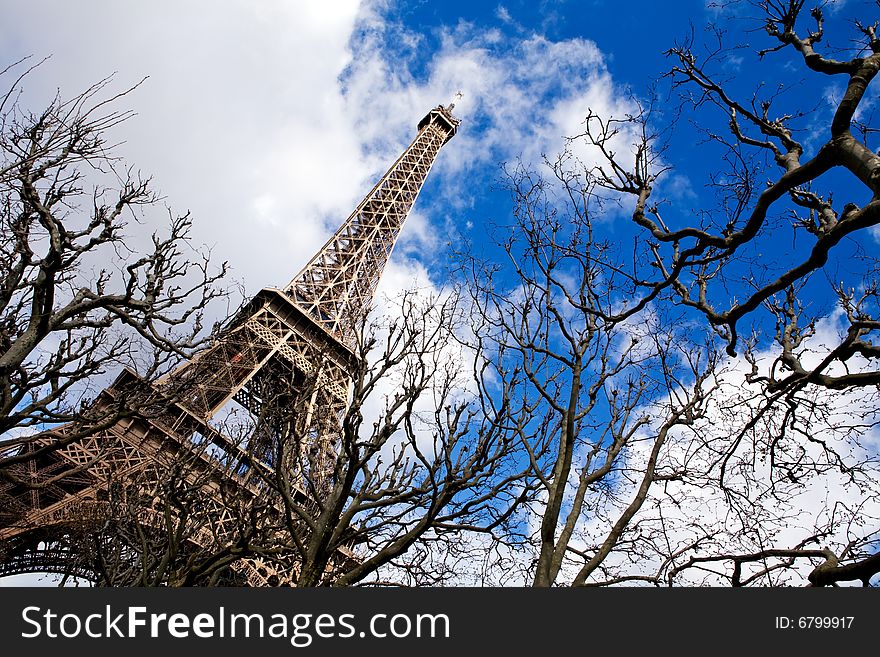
0, 103, 460, 585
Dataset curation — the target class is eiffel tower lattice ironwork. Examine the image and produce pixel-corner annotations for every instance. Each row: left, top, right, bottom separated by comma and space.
0, 104, 460, 585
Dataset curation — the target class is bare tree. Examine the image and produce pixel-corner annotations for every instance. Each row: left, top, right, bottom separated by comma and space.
6, 1, 878, 589
233, 291, 531, 587
0, 58, 228, 490
575, 0, 880, 392
455, 160, 725, 586
0, 60, 530, 587
9, 289, 529, 588
551, 0, 880, 586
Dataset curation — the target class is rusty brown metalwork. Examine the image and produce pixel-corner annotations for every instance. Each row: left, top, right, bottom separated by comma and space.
0, 105, 459, 585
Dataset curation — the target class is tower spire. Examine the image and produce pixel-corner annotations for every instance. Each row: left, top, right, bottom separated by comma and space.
447, 90, 463, 113
157, 104, 460, 422
285, 104, 460, 344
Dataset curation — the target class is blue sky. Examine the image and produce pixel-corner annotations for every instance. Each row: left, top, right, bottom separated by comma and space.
2, 0, 877, 586
0, 0, 865, 315
0, 0, 770, 298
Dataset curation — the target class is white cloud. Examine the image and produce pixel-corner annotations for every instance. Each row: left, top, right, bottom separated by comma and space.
1, 0, 364, 297
1, 0, 634, 306
0, 0, 654, 585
